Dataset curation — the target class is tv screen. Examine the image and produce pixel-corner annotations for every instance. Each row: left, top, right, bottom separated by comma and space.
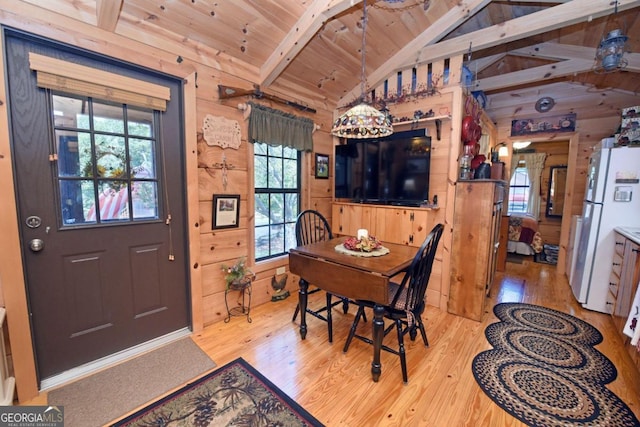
335, 129, 431, 207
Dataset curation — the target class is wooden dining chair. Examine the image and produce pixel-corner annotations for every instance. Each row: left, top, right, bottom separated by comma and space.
343, 223, 444, 383
291, 210, 350, 342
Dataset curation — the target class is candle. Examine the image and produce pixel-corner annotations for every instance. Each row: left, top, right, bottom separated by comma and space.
357, 229, 369, 240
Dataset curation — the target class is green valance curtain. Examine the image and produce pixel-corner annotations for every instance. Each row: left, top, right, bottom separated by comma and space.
247, 102, 314, 152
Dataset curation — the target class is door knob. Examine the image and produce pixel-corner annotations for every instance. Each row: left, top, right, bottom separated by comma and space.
29, 239, 44, 252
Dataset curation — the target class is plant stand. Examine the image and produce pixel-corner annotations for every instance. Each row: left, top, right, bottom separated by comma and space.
224, 277, 252, 323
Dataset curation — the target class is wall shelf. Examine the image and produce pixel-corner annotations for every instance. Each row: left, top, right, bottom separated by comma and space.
392, 115, 451, 132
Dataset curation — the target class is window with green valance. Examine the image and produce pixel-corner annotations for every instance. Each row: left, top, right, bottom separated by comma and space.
247, 102, 314, 152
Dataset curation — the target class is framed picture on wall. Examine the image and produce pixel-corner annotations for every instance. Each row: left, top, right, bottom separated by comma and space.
212, 194, 240, 229
315, 153, 329, 179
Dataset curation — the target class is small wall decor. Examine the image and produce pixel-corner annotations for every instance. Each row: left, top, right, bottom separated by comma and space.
202, 114, 241, 149
208, 153, 235, 191
315, 153, 329, 179
511, 113, 576, 136
212, 194, 240, 229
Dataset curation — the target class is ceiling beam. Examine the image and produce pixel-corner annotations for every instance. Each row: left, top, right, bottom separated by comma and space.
338, 0, 490, 105
96, 0, 122, 32
407, 0, 640, 68
339, 0, 640, 105
473, 58, 594, 91
260, 0, 362, 88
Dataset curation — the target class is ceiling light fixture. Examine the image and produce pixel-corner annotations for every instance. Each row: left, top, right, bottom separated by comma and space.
593, 1, 629, 73
513, 141, 532, 150
331, 0, 393, 139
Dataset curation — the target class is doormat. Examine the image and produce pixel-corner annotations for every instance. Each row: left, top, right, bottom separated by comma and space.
472, 303, 639, 426
111, 357, 325, 426
534, 243, 559, 265
48, 337, 215, 427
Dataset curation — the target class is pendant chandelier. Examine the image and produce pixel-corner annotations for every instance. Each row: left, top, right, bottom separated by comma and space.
331, 0, 393, 139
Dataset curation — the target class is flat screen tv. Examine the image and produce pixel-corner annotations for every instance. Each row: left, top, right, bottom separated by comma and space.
335, 129, 431, 207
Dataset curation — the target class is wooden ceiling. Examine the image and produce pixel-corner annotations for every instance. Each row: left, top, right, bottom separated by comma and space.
55, 0, 640, 122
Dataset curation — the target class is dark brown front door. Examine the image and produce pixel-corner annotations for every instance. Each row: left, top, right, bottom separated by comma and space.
4, 30, 189, 381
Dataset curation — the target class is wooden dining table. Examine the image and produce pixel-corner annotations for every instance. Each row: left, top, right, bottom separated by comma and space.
288, 236, 418, 382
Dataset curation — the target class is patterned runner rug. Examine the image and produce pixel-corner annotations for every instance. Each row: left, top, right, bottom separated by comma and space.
472, 303, 640, 426
111, 357, 324, 426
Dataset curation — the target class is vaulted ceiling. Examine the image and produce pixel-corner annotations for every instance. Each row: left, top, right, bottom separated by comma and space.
82, 0, 640, 121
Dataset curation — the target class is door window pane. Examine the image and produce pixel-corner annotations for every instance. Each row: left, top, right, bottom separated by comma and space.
95, 135, 127, 178
52, 93, 160, 226
53, 94, 89, 129
93, 101, 124, 134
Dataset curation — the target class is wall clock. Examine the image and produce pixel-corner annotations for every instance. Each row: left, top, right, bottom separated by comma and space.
535, 97, 555, 113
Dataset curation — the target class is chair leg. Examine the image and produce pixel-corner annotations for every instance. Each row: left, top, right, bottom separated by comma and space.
326, 293, 333, 343
343, 306, 365, 352
417, 318, 429, 347
292, 303, 300, 322
395, 319, 408, 383
341, 297, 349, 314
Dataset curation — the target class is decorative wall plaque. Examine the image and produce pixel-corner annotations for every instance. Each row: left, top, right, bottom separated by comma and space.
202, 114, 241, 149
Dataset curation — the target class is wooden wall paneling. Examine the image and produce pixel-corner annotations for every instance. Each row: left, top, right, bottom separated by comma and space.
447, 55, 463, 90
310, 198, 333, 219
441, 85, 464, 310
199, 229, 249, 266
198, 167, 249, 201
201, 263, 228, 296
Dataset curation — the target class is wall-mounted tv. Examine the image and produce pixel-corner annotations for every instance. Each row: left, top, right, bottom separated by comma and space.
335, 129, 431, 207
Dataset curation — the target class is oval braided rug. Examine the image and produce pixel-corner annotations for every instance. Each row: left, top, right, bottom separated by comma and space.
472, 303, 640, 426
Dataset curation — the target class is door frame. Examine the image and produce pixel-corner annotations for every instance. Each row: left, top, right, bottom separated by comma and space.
0, 30, 202, 402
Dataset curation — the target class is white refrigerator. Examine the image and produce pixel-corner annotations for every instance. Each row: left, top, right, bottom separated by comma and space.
570, 145, 640, 313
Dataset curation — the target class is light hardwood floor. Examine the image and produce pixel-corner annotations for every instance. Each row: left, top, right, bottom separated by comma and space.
25, 257, 640, 426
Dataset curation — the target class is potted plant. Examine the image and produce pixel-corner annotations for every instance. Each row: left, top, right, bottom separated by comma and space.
221, 257, 254, 289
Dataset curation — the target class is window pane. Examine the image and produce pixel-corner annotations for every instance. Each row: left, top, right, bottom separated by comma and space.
270, 224, 284, 255
93, 102, 124, 133
284, 193, 299, 222
59, 179, 90, 225
127, 108, 154, 137
254, 142, 267, 155
284, 222, 296, 249
95, 135, 127, 178
255, 225, 270, 259
283, 146, 297, 159
254, 155, 268, 188
53, 94, 89, 129
255, 194, 269, 226
508, 167, 530, 213
56, 132, 82, 177
268, 157, 283, 189
270, 193, 284, 223
283, 158, 297, 188
254, 143, 300, 261
268, 145, 283, 157
53, 95, 160, 227
95, 181, 129, 221
132, 181, 158, 219
129, 138, 156, 178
